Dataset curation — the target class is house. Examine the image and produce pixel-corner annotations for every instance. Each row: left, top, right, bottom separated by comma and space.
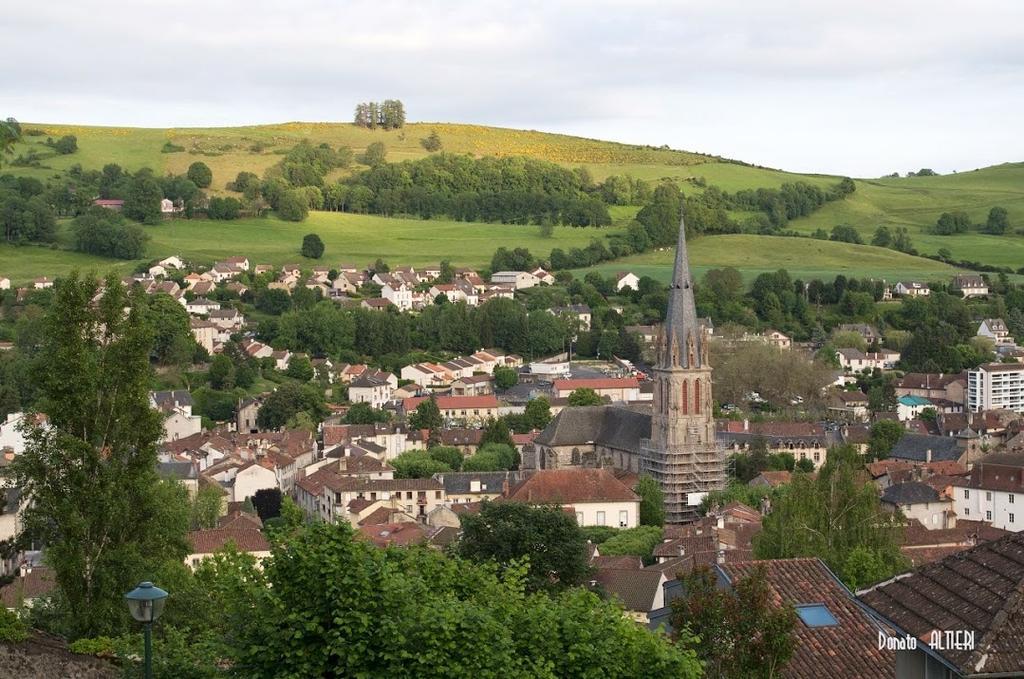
718, 420, 833, 470
895, 372, 967, 403
450, 374, 494, 397
0, 565, 54, 610
186, 297, 221, 315
615, 271, 640, 291
762, 329, 792, 350
93, 198, 124, 211
977, 318, 1013, 346
837, 348, 900, 372
378, 276, 414, 311
552, 377, 641, 403
897, 395, 934, 421
593, 568, 666, 623
898, 517, 1009, 566
967, 363, 1024, 413
893, 280, 930, 297
360, 298, 393, 311
160, 198, 179, 214
838, 323, 882, 345
348, 371, 397, 409
889, 433, 966, 466
402, 395, 500, 424
706, 559, 894, 678
549, 304, 592, 332
158, 255, 185, 270
881, 481, 955, 529
150, 390, 202, 442
828, 390, 870, 421
951, 450, 1024, 530
859, 531, 1024, 678
186, 528, 270, 569
319, 475, 446, 524
209, 263, 242, 283
749, 470, 792, 489
0, 277, 9, 290
490, 271, 539, 289
433, 471, 518, 504
530, 267, 555, 285
203, 459, 279, 503
952, 273, 988, 298
32, 277, 53, 290
503, 468, 640, 528
401, 362, 451, 388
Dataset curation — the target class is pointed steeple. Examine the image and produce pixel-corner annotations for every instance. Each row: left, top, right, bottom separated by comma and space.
658, 209, 703, 369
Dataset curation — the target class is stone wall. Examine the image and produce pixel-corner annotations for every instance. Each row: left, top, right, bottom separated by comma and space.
0, 634, 119, 678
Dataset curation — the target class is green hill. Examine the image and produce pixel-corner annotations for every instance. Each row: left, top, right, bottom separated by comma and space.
2, 120, 1022, 283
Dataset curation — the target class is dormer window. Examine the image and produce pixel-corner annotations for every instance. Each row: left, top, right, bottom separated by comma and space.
795, 604, 838, 628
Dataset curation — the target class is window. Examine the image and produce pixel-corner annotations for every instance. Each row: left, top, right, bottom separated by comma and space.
619, 510, 629, 527
435, 491, 441, 499
795, 604, 838, 628
986, 510, 992, 521
680, 381, 688, 415
1011, 494, 1015, 504
964, 489, 970, 499
596, 511, 606, 526
576, 512, 583, 525
965, 507, 970, 516
1011, 514, 1016, 524
814, 452, 821, 463
987, 492, 993, 501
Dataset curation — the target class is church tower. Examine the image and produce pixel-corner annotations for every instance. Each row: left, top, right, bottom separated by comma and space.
642, 211, 725, 523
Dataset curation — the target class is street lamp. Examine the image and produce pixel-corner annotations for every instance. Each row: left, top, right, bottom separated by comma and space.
124, 581, 168, 679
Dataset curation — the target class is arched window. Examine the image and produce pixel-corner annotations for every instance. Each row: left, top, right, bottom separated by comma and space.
680, 381, 688, 414
694, 378, 701, 414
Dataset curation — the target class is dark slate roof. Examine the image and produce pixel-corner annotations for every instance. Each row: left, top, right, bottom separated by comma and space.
433, 471, 518, 495
534, 405, 651, 453
881, 481, 942, 506
723, 559, 893, 679
158, 461, 198, 481
151, 389, 192, 410
593, 568, 664, 613
859, 531, 1024, 676
890, 433, 961, 462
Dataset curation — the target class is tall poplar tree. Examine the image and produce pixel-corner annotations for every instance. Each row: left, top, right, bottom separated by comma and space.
10, 273, 189, 638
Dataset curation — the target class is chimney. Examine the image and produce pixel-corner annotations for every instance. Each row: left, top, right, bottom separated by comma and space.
926, 449, 932, 464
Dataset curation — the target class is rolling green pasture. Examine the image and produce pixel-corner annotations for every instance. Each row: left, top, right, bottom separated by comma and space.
0, 212, 618, 286
576, 234, 961, 284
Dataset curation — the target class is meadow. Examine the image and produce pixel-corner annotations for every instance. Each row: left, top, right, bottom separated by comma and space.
576, 234, 962, 284
0, 212, 619, 285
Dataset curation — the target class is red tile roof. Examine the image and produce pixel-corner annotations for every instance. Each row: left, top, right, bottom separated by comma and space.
357, 522, 426, 547
505, 469, 639, 504
403, 395, 499, 411
0, 567, 55, 607
553, 377, 640, 392
188, 528, 270, 554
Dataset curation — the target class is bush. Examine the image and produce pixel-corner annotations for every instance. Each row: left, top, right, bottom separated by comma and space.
68, 636, 117, 656
207, 196, 241, 220
277, 189, 309, 222
51, 135, 78, 154
187, 161, 213, 188
301, 233, 325, 259
161, 141, 185, 153
0, 607, 28, 643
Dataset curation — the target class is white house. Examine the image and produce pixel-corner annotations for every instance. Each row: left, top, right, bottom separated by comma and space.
549, 305, 592, 332
150, 390, 202, 442
186, 529, 270, 569
894, 281, 930, 297
0, 277, 10, 290
504, 468, 640, 528
186, 297, 221, 315
381, 280, 413, 311
837, 348, 900, 372
400, 362, 451, 388
881, 482, 955, 529
33, 277, 53, 289
953, 274, 988, 298
530, 267, 555, 285
896, 395, 933, 421
158, 256, 185, 270
615, 272, 640, 292
967, 362, 1024, 413
348, 371, 398, 409
978, 318, 1014, 346
0, 412, 31, 455
951, 450, 1024, 531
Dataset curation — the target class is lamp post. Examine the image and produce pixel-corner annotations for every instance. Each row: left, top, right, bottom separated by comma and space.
124, 581, 168, 679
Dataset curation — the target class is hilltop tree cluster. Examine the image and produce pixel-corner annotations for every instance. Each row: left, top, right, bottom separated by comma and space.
353, 99, 406, 129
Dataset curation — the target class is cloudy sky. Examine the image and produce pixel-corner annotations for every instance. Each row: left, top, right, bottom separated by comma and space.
5, 1, 1023, 176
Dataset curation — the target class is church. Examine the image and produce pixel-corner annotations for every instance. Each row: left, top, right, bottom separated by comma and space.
522, 212, 726, 523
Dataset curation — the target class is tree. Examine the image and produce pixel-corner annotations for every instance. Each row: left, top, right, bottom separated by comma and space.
408, 395, 443, 431
233, 521, 699, 677
257, 382, 327, 430
145, 293, 195, 366
207, 196, 241, 220
187, 161, 213, 188
52, 134, 78, 154
493, 365, 518, 389
252, 487, 283, 522
208, 353, 235, 390
671, 564, 796, 678
458, 502, 592, 592
829, 224, 863, 244
285, 354, 314, 381
190, 484, 225, 529
277, 189, 310, 222
480, 418, 515, 449
932, 211, 971, 235
420, 130, 442, 152
795, 458, 816, 473
123, 174, 163, 223
986, 206, 1010, 234
301, 233, 325, 259
0, 117, 21, 165
754, 445, 907, 588
428, 445, 464, 471
597, 525, 664, 563
868, 419, 904, 460
523, 397, 552, 430
361, 141, 387, 166
8, 273, 190, 638
344, 401, 389, 424
635, 475, 665, 527
568, 387, 604, 406
871, 226, 892, 247
254, 287, 291, 315
391, 450, 451, 478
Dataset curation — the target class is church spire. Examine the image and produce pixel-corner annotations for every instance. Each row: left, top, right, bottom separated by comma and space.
658, 209, 703, 369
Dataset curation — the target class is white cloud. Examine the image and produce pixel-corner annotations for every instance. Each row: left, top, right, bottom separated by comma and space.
3, 0, 1023, 175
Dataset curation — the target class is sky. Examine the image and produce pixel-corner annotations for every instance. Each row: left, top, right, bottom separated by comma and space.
4, 0, 1024, 176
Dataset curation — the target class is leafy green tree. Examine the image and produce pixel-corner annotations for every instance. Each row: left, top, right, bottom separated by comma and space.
190, 484, 225, 529
871, 226, 892, 247
568, 387, 604, 406
285, 354, 314, 381
420, 130, 442, 152
391, 450, 451, 478
208, 353, 235, 390
932, 211, 971, 235
252, 487, 283, 522
597, 526, 663, 563
72, 209, 149, 259
361, 141, 387, 166
0, 117, 21, 165
9, 273, 190, 638
985, 206, 1010, 234
480, 418, 515, 449
123, 174, 163, 223
829, 224, 863, 244
186, 161, 213, 188
408, 395, 444, 431
635, 475, 665, 527
458, 502, 592, 592
256, 382, 327, 429
301, 233, 325, 259
52, 134, 78, 154
145, 293, 196, 366
493, 365, 518, 389
671, 564, 796, 678
233, 521, 699, 677
868, 419, 904, 460
754, 445, 907, 588
277, 189, 310, 221
254, 287, 291, 315
344, 401, 389, 424
794, 458, 815, 473
524, 397, 552, 430
428, 445, 463, 471
462, 443, 518, 472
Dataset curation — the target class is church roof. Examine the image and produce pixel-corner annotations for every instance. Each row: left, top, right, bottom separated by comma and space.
658, 210, 704, 369
534, 405, 652, 453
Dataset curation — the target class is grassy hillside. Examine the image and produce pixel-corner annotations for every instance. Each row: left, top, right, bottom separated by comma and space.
577, 234, 962, 284
0, 213, 618, 285
4, 120, 1023, 283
